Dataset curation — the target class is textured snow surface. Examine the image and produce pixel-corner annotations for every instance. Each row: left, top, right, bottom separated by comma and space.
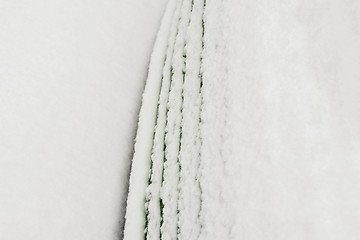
125, 0, 360, 239
0, 1, 166, 239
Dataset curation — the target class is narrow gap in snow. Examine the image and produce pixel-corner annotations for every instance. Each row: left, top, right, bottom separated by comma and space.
197, 0, 207, 237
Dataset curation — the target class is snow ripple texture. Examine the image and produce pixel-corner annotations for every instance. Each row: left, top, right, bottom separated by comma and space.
124, 0, 206, 239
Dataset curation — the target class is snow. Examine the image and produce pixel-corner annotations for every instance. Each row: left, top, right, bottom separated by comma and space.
124, 0, 206, 239
2, 0, 360, 239
123, 0, 178, 239
199, 1, 360, 239
177, 0, 204, 238
125, 0, 360, 239
0, 0, 166, 239
160, 0, 193, 238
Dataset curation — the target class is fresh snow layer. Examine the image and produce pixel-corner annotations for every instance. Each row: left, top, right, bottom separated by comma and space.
200, 1, 360, 239
125, 0, 360, 239
123, 0, 179, 239
0, 0, 166, 239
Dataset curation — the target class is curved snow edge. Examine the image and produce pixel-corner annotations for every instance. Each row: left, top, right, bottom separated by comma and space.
123, 1, 177, 239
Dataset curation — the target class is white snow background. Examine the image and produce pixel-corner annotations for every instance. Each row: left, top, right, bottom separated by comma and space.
2, 0, 360, 240
0, 0, 166, 239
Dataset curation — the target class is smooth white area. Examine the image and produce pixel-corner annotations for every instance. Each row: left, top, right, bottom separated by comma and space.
200, 0, 360, 239
0, 0, 166, 239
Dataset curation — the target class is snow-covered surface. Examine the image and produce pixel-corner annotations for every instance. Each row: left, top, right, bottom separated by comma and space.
0, 1, 166, 239
201, 1, 360, 239
2, 0, 360, 239
123, 0, 179, 239
124, 0, 206, 238
125, 0, 360, 239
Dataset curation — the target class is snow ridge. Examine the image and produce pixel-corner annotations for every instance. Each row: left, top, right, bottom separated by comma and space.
145, 0, 184, 239
177, 0, 205, 239
160, 0, 193, 239
124, 0, 207, 239
123, 0, 178, 239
